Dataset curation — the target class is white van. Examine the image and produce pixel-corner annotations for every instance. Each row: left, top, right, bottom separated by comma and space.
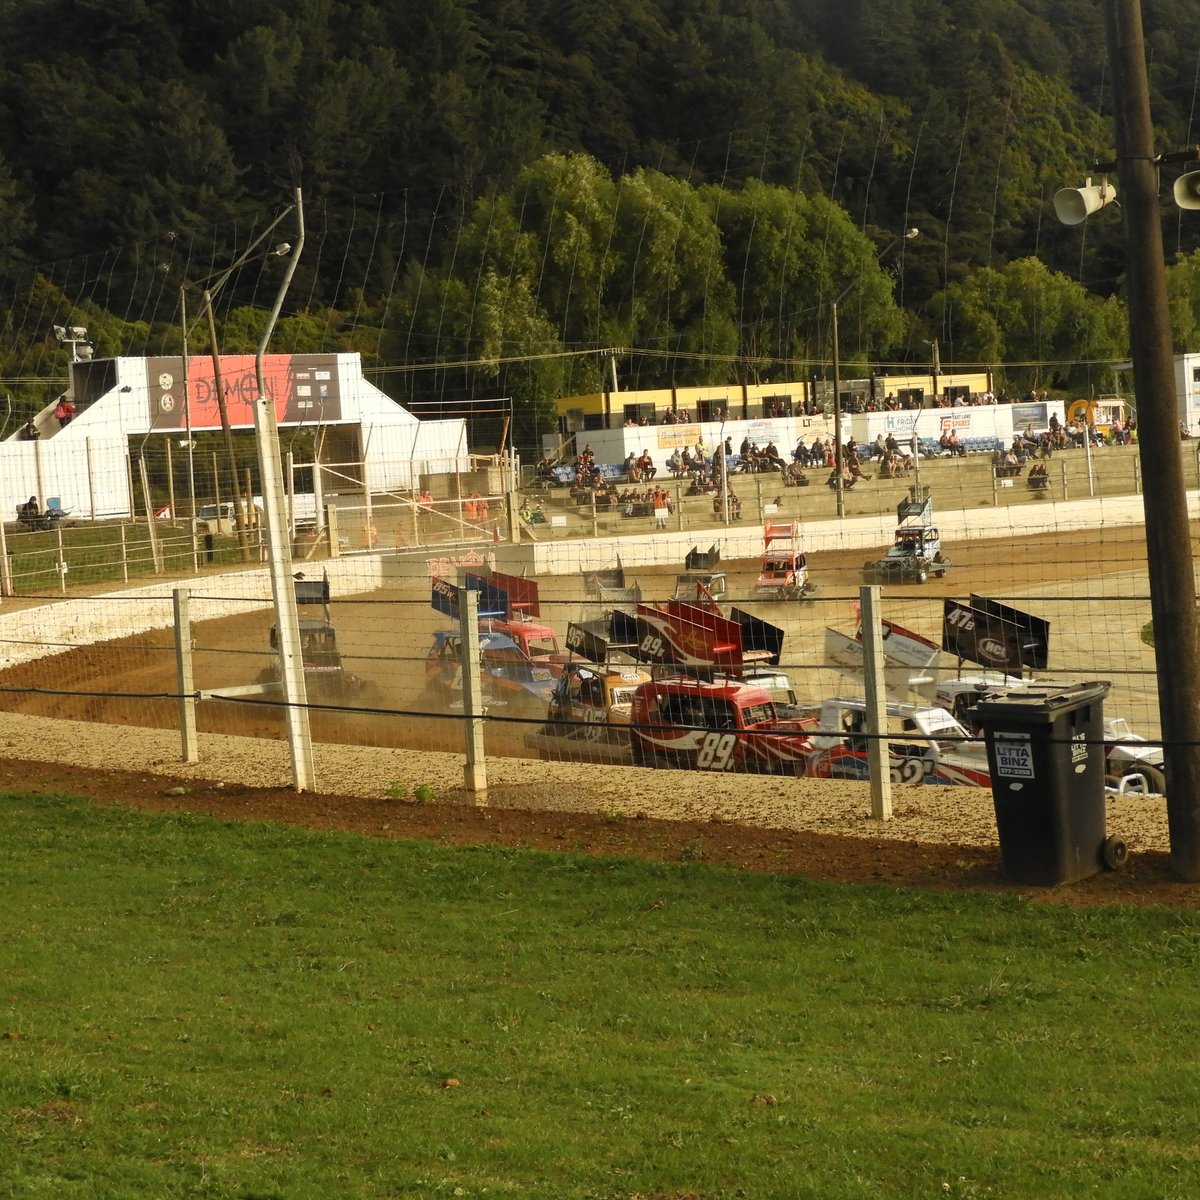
196, 501, 263, 536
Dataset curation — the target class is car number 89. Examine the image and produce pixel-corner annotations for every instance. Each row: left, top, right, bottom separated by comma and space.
696, 731, 737, 770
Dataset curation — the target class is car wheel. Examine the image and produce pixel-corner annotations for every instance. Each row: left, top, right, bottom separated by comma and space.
1122, 764, 1167, 795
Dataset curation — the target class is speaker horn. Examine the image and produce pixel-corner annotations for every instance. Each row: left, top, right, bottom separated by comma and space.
1053, 178, 1117, 226
1174, 171, 1200, 210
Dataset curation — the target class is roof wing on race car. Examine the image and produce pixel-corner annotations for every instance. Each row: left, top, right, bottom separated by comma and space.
684, 543, 721, 571
631, 601, 744, 673
730, 607, 784, 665
293, 570, 331, 621
564, 610, 641, 664
582, 555, 626, 594
461, 569, 540, 620
826, 615, 941, 691
942, 593, 1050, 675
431, 575, 463, 619
896, 484, 933, 526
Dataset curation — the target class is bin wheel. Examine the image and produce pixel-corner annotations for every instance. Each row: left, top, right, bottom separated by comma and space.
1102, 836, 1130, 871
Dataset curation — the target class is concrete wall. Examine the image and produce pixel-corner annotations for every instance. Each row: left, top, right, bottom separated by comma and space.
0, 555, 386, 671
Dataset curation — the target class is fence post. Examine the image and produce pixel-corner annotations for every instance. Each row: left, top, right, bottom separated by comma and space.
460, 587, 487, 797
0, 511, 10, 597
174, 587, 199, 764
138, 457, 163, 572
860, 584, 893, 821
325, 504, 341, 558
55, 525, 67, 594
86, 437, 97, 522
120, 524, 129, 583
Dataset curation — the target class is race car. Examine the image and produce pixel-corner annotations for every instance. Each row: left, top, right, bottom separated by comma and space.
424, 629, 558, 716
629, 675, 817, 774
755, 519, 815, 600
863, 487, 951, 584
803, 696, 991, 787
548, 661, 653, 743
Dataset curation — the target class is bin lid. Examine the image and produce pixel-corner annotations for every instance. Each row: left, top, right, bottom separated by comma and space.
970, 680, 1110, 725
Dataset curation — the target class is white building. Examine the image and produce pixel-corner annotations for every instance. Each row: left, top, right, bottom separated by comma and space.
2, 352, 467, 520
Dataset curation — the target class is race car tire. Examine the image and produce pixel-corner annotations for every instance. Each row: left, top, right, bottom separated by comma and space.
1121, 764, 1167, 795
1102, 836, 1130, 871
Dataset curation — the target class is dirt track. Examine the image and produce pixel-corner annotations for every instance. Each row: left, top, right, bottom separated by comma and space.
0, 521, 1189, 904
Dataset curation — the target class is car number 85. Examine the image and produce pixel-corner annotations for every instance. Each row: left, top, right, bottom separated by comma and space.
696, 731, 737, 770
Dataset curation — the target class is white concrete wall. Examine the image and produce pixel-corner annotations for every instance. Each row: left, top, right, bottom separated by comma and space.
481, 492, 1172, 577
0, 555, 386, 670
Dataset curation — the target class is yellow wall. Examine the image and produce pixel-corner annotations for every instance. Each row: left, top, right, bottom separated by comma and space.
554, 371, 993, 420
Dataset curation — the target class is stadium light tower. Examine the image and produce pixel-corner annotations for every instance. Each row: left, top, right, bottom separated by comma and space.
53, 324, 93, 363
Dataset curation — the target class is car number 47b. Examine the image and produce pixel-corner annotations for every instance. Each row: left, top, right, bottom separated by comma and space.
696, 731, 737, 770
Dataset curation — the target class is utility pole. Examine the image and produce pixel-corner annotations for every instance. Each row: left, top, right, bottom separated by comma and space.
1106, 0, 1200, 878
255, 187, 314, 792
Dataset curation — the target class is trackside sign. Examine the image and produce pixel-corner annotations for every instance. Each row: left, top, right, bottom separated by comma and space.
993, 731, 1035, 779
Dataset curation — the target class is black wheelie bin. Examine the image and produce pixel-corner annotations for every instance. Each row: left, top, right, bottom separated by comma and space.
971, 681, 1125, 886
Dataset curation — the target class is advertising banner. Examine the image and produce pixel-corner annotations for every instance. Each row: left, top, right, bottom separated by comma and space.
145, 353, 343, 430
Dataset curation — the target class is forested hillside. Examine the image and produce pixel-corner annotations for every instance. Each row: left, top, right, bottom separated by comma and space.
2, 0, 1200, 446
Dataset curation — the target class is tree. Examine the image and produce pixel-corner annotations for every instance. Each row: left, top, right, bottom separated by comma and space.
931, 257, 1127, 393
708, 179, 911, 377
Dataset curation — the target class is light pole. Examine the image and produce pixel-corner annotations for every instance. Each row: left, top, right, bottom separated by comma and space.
254, 186, 314, 793
831, 228, 918, 518
1055, 0, 1200, 879
181, 232, 293, 551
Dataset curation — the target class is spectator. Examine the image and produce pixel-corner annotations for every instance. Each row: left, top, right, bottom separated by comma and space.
54, 395, 75, 427
637, 449, 657, 480
946, 429, 966, 457
19, 495, 39, 522
20, 419, 39, 441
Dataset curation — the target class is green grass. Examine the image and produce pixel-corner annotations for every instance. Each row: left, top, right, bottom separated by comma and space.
7, 522, 249, 591
3, 793, 1200, 1199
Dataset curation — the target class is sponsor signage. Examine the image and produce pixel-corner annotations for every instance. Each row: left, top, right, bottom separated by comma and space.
993, 731, 1035, 779
431, 577, 460, 618
144, 353, 343, 430
942, 594, 1050, 674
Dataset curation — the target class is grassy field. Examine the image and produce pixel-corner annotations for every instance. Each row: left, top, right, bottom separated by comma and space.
5, 521, 253, 592
3, 793, 1200, 1199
